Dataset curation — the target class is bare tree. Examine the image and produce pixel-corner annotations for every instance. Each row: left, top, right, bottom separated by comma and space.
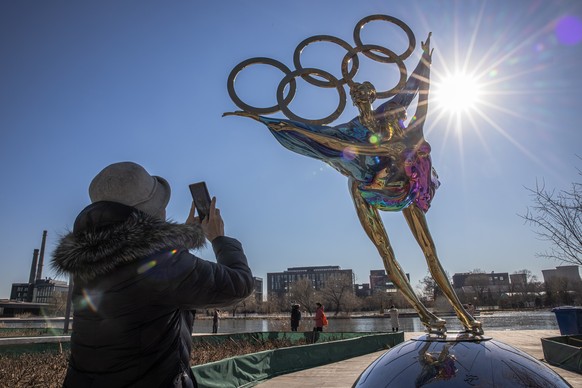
509, 269, 543, 308
417, 269, 453, 303
265, 293, 287, 313
417, 273, 441, 302
521, 165, 581, 265
545, 276, 576, 306
320, 273, 355, 316
46, 291, 68, 317
465, 271, 490, 305
227, 292, 258, 317
366, 291, 390, 313
511, 269, 538, 292
289, 278, 317, 314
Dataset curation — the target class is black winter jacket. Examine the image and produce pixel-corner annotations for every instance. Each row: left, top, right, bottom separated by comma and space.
51, 201, 253, 387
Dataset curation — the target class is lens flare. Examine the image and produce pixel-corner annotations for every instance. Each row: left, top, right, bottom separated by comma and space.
342, 146, 356, 161
555, 15, 582, 46
80, 289, 98, 312
137, 260, 158, 274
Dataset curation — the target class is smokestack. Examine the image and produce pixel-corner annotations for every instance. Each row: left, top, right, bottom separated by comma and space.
29, 249, 39, 284
36, 230, 47, 280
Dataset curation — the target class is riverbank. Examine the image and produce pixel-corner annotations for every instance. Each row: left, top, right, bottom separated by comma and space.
0, 307, 547, 323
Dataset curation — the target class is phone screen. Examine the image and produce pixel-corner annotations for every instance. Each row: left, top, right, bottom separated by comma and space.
189, 182, 211, 221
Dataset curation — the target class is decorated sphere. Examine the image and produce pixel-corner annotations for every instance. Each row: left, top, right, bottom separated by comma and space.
353, 334, 569, 387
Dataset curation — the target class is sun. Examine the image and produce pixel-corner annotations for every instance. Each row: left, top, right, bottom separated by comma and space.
433, 73, 482, 113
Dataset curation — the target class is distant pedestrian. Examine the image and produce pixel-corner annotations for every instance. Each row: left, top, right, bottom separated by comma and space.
212, 309, 220, 333
291, 304, 301, 331
466, 303, 476, 317
314, 302, 325, 332
389, 305, 399, 332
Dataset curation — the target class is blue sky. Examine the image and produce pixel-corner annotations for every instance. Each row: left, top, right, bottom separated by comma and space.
1, 0, 581, 299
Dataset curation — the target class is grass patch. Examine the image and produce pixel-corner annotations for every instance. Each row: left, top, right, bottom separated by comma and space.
0, 336, 308, 387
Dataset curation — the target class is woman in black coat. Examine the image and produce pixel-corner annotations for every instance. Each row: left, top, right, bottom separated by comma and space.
52, 162, 254, 387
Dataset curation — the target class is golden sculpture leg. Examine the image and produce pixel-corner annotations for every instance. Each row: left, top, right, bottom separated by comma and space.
349, 179, 446, 334
402, 204, 484, 335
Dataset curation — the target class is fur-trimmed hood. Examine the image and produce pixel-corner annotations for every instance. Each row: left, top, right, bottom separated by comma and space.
51, 201, 206, 282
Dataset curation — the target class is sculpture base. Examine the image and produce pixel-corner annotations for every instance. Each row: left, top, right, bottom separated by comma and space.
353, 332, 570, 387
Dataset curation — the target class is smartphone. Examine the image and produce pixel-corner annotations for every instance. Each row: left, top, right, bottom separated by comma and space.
189, 182, 211, 221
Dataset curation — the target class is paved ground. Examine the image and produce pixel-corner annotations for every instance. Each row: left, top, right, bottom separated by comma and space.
257, 329, 581, 387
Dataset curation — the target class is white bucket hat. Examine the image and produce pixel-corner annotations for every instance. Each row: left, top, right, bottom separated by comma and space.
88, 162, 171, 217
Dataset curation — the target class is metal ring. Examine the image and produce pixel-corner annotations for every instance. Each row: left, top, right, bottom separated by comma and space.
227, 57, 296, 115
341, 45, 407, 99
276, 68, 346, 125
293, 35, 359, 88
353, 14, 416, 63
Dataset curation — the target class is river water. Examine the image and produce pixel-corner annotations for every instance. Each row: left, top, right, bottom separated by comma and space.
195, 310, 559, 334
0, 311, 559, 334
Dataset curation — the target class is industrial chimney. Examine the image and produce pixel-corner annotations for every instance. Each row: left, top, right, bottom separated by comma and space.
29, 249, 39, 284
36, 230, 47, 280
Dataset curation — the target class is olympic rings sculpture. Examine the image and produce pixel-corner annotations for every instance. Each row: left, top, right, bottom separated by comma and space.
226, 14, 417, 126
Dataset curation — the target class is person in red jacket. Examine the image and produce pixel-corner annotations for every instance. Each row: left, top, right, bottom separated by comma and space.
52, 161, 253, 388
314, 302, 325, 332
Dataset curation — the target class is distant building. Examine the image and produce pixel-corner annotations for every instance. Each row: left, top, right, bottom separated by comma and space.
542, 265, 582, 286
267, 266, 354, 300
452, 271, 510, 293
10, 283, 34, 302
509, 273, 528, 287
369, 269, 409, 294
253, 277, 263, 302
32, 278, 69, 304
355, 283, 371, 298
4, 230, 70, 316
10, 278, 68, 304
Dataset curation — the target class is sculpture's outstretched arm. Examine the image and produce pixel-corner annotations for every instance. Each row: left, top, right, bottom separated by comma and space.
224, 111, 404, 159
223, 111, 262, 122
402, 204, 484, 335
349, 178, 446, 334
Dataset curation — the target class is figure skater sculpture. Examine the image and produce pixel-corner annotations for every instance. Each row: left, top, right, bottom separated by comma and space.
225, 16, 482, 335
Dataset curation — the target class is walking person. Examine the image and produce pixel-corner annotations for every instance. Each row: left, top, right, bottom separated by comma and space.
314, 302, 325, 332
212, 309, 220, 334
51, 161, 253, 388
389, 305, 400, 332
290, 304, 301, 331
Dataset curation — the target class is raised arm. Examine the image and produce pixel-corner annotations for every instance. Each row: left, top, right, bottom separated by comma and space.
393, 33, 432, 110
410, 33, 433, 126
374, 32, 433, 129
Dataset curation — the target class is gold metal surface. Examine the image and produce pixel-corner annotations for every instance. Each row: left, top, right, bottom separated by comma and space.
349, 178, 447, 334
402, 204, 483, 334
